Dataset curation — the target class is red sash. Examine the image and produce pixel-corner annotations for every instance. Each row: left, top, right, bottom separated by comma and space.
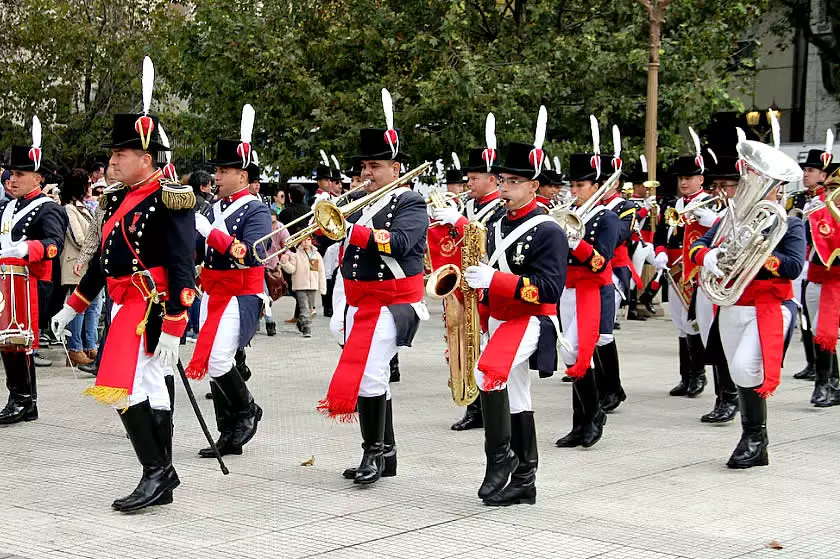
565, 266, 612, 378
735, 279, 793, 398
477, 301, 556, 390
613, 244, 642, 288
317, 275, 424, 421
185, 267, 264, 380
84, 267, 168, 407
807, 265, 840, 353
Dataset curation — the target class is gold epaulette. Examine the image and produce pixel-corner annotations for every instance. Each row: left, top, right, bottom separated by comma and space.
160, 180, 196, 210
98, 182, 125, 208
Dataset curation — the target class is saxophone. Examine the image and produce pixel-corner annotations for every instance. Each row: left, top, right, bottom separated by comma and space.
457, 220, 485, 406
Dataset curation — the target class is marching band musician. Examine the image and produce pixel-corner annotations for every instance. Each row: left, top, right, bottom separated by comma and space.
187, 104, 268, 457
652, 133, 716, 399
791, 135, 833, 382
555, 147, 619, 449
804, 166, 840, 407
536, 157, 565, 210
51, 57, 196, 512
445, 154, 468, 195
594, 127, 635, 412
431, 117, 506, 433
690, 141, 805, 467
0, 117, 67, 425
320, 89, 428, 486
625, 157, 656, 321
464, 109, 568, 506
696, 153, 741, 424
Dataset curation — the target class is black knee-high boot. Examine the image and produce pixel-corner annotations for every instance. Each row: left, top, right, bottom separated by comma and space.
669, 337, 691, 396
794, 329, 817, 380
556, 371, 586, 448
484, 411, 537, 506
354, 394, 387, 485
577, 369, 606, 447
343, 398, 397, 479
596, 341, 626, 413
211, 367, 262, 450
477, 389, 518, 499
726, 387, 768, 469
199, 378, 240, 457
112, 401, 179, 512
389, 354, 400, 383
811, 346, 838, 407
685, 333, 707, 398
234, 348, 251, 381
0, 352, 37, 424
451, 398, 483, 431
701, 362, 738, 423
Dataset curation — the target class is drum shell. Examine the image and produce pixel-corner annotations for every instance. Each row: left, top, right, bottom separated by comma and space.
0, 260, 34, 351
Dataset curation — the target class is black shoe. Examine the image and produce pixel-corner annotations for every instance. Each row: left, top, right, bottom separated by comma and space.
601, 389, 626, 413
627, 309, 647, 321
113, 401, 180, 512
0, 353, 37, 424
555, 426, 582, 448
33, 355, 52, 367
451, 400, 483, 431
702, 364, 738, 423
686, 374, 707, 398
561, 375, 573, 383
0, 398, 37, 424
477, 389, 518, 499
795, 329, 817, 380
701, 397, 738, 423
794, 363, 816, 380
484, 412, 537, 506
78, 363, 98, 376
669, 338, 691, 396
266, 322, 277, 337
389, 354, 400, 383
579, 411, 607, 448
354, 395, 387, 485
727, 387, 769, 469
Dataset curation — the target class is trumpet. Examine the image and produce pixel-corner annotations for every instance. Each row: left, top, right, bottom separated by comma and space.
789, 188, 840, 220
253, 163, 431, 263
663, 194, 724, 227
550, 168, 622, 243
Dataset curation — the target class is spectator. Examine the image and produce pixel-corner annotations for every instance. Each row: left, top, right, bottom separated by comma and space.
279, 236, 326, 338
87, 161, 105, 185
270, 189, 285, 216
1, 169, 11, 201
277, 184, 309, 235
189, 170, 213, 215
60, 169, 102, 367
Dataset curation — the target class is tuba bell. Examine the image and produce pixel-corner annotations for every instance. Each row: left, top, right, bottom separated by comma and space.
699, 140, 802, 306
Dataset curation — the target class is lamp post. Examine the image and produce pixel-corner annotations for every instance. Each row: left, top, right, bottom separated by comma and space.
745, 104, 782, 143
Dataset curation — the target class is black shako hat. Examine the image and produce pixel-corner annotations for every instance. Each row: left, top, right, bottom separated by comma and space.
355, 128, 408, 162
801, 148, 832, 171
446, 169, 466, 184
494, 141, 547, 179
463, 147, 497, 173
207, 104, 260, 182
102, 58, 169, 154
670, 155, 705, 177
706, 155, 741, 180
567, 153, 611, 182
7, 116, 48, 173
344, 156, 363, 178
315, 165, 332, 180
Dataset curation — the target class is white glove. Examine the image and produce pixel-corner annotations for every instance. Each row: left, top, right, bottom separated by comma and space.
0, 239, 29, 259
195, 214, 213, 237
51, 304, 78, 339
464, 263, 496, 289
653, 252, 669, 271
692, 207, 717, 228
153, 332, 181, 370
432, 206, 462, 226
703, 248, 724, 278
645, 196, 657, 209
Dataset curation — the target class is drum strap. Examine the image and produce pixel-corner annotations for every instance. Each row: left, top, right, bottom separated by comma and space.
0, 197, 54, 248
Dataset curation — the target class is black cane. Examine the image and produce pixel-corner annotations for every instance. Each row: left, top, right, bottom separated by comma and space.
176, 360, 229, 475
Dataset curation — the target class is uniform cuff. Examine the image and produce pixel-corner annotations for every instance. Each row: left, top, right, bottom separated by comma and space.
162, 311, 188, 337
655, 245, 667, 256
691, 246, 710, 265
489, 271, 519, 301
26, 241, 44, 262
571, 240, 594, 261
207, 229, 234, 253
349, 224, 372, 248
67, 288, 91, 314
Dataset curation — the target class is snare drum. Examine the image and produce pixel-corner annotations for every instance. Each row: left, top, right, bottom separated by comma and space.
0, 258, 34, 351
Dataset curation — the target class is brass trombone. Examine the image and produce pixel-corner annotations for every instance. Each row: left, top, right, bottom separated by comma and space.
663, 194, 725, 227
253, 162, 431, 263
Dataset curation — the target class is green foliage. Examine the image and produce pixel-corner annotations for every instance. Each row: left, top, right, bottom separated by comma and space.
0, 0, 767, 177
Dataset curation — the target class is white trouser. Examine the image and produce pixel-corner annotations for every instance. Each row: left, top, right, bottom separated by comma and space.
329, 271, 347, 343
793, 261, 809, 305
668, 285, 695, 337
559, 288, 589, 368
695, 289, 715, 347
329, 305, 395, 399
474, 316, 540, 413
632, 243, 653, 278
718, 305, 792, 388
805, 282, 821, 328
113, 303, 169, 410
199, 295, 241, 379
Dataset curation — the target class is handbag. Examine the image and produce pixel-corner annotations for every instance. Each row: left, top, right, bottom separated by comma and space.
265, 267, 288, 301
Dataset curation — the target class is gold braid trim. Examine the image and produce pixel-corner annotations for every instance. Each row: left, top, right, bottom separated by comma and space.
161, 180, 196, 210
83, 386, 129, 409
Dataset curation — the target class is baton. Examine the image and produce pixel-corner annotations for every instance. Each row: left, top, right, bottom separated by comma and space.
177, 360, 229, 475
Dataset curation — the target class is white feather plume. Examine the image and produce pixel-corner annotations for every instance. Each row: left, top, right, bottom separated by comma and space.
769, 110, 780, 149
331, 154, 340, 170
590, 115, 600, 154
252, 151, 260, 166
736, 127, 748, 146
451, 152, 461, 170
320, 150, 330, 167
485, 113, 496, 150
240, 104, 255, 144
688, 126, 701, 157
825, 128, 835, 155
31, 116, 41, 149
544, 158, 552, 171
381, 88, 394, 130
534, 105, 547, 149
640, 154, 648, 174
612, 125, 621, 158
553, 156, 561, 175
141, 56, 154, 116
707, 148, 718, 166
158, 123, 172, 164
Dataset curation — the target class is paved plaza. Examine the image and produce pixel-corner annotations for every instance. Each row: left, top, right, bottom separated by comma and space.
1, 298, 839, 559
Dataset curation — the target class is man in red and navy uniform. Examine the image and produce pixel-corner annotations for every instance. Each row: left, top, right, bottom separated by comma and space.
625, 158, 657, 319
690, 140, 805, 467
52, 61, 196, 512
802, 165, 840, 407
555, 153, 619, 449
187, 104, 268, 458
0, 117, 67, 424
652, 155, 716, 398
464, 139, 568, 506
431, 143, 506, 432
594, 157, 636, 412
320, 94, 428, 486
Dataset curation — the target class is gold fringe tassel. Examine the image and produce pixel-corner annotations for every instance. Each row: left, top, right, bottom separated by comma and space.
161, 189, 196, 211
83, 385, 129, 409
